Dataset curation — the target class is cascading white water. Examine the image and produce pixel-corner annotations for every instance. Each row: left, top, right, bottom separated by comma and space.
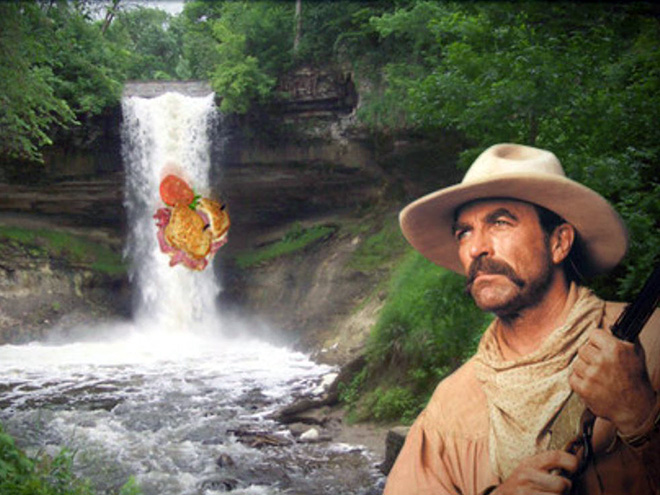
0, 91, 385, 495
122, 92, 222, 332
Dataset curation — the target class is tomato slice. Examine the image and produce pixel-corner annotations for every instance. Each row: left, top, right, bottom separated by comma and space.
159, 175, 194, 206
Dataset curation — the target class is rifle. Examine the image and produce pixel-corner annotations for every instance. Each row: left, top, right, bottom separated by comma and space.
547, 263, 660, 476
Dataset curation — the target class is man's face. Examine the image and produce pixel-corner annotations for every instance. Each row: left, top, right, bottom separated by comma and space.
453, 199, 555, 316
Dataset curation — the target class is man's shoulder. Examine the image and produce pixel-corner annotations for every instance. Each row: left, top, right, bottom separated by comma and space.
422, 357, 489, 439
433, 357, 483, 394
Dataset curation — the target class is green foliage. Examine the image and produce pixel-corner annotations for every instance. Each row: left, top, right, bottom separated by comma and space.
0, 424, 92, 495
348, 216, 408, 273
184, 0, 397, 113
293, 2, 388, 63
0, 1, 193, 163
341, 369, 421, 424
0, 428, 34, 481
362, 386, 418, 424
0, 1, 127, 162
118, 476, 142, 495
368, 250, 488, 372
0, 226, 126, 275
235, 223, 336, 269
354, 1, 446, 131
179, 1, 225, 79
0, 3, 77, 162
46, 2, 124, 116
106, 7, 185, 81
0, 424, 142, 495
343, 249, 491, 423
338, 366, 368, 407
205, 1, 292, 113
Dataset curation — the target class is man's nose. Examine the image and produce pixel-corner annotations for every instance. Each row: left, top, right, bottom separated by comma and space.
468, 229, 493, 260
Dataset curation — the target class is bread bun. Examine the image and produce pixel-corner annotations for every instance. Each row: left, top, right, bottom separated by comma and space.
164, 204, 211, 259
198, 198, 230, 239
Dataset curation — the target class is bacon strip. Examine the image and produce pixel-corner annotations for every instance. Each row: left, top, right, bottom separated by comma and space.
153, 207, 171, 228
153, 206, 227, 271
210, 235, 228, 255
153, 207, 212, 270
169, 249, 208, 270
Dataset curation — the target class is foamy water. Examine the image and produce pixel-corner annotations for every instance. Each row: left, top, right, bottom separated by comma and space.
0, 330, 384, 495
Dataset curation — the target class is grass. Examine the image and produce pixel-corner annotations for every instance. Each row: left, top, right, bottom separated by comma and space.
0, 226, 126, 275
347, 214, 409, 273
340, 248, 492, 424
234, 222, 337, 269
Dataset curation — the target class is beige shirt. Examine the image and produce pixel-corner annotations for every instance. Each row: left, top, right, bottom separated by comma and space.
384, 302, 660, 495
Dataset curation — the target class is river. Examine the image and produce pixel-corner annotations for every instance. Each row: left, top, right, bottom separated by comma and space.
0, 91, 385, 495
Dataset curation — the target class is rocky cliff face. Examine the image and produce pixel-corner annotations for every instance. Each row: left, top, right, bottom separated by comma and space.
0, 215, 130, 344
0, 70, 463, 363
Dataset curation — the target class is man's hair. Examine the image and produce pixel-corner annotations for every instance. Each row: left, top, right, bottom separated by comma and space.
534, 204, 565, 237
532, 204, 585, 284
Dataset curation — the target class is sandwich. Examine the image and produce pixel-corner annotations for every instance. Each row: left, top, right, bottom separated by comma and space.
153, 174, 230, 271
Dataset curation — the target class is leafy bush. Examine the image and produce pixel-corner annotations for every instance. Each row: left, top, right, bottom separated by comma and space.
0, 3, 78, 162
0, 424, 142, 495
106, 7, 185, 81
0, 424, 92, 495
364, 386, 418, 424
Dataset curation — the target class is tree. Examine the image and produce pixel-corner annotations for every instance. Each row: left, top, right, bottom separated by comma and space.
0, 3, 76, 162
180, 0, 226, 79
0, 1, 129, 163
101, 0, 122, 34
204, 1, 293, 113
106, 6, 183, 80
294, 0, 302, 53
47, 1, 124, 115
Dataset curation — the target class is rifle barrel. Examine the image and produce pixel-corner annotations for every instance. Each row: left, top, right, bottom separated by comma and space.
611, 264, 660, 342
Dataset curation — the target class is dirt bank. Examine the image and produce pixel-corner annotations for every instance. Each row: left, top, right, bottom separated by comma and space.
0, 212, 130, 344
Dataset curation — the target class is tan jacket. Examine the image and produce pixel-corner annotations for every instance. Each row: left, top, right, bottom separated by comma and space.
384, 303, 660, 495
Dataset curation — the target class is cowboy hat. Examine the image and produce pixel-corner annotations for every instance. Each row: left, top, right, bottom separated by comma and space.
399, 143, 628, 277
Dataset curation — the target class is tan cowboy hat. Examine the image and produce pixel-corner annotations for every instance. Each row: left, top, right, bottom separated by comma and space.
399, 143, 628, 277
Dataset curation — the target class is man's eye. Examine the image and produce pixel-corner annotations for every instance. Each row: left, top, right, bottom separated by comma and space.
454, 229, 469, 241
494, 219, 510, 226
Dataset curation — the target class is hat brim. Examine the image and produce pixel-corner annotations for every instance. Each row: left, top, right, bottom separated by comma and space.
399, 173, 628, 277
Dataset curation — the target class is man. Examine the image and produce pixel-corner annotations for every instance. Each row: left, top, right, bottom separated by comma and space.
384, 144, 659, 495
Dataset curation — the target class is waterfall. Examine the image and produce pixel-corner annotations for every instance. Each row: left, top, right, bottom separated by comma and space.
121, 92, 223, 334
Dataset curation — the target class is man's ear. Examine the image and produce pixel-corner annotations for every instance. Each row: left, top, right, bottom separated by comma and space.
550, 223, 575, 264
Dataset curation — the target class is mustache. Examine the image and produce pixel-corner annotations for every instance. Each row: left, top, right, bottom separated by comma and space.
466, 256, 525, 289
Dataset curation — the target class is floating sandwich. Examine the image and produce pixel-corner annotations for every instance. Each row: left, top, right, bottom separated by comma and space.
153, 174, 230, 271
